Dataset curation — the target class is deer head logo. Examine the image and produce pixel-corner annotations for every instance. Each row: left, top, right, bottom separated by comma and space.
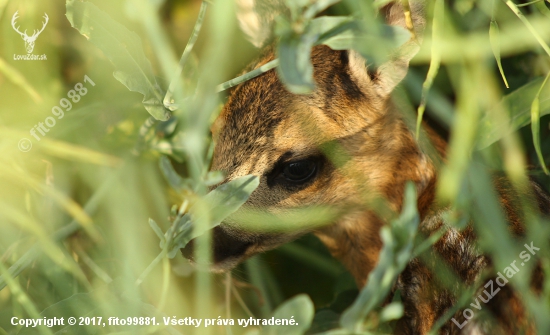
11, 11, 49, 54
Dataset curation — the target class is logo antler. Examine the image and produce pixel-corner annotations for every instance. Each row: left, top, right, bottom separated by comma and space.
32, 13, 49, 39
11, 11, 26, 38
11, 11, 49, 54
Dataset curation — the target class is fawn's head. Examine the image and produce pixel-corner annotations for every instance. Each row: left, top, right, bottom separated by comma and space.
183, 0, 436, 283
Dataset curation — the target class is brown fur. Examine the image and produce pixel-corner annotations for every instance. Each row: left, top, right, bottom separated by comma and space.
182, 1, 550, 334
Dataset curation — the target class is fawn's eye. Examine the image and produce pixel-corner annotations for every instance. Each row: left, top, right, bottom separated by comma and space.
282, 159, 317, 183
266, 153, 324, 188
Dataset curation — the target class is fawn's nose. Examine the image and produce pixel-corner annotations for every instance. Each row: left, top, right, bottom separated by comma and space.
181, 226, 253, 265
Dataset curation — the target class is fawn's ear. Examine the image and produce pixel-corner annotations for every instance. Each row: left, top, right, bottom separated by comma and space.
348, 0, 425, 97
235, 0, 287, 48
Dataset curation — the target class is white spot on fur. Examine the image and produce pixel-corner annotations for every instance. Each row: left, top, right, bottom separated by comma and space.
445, 227, 460, 245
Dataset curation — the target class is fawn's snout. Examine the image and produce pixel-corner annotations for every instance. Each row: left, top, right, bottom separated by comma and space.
182, 224, 303, 271
181, 226, 252, 270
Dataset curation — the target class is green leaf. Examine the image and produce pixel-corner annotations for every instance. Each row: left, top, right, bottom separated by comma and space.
66, 0, 170, 121
309, 309, 341, 334
199, 175, 259, 227
276, 16, 349, 94
159, 156, 186, 190
149, 218, 165, 242
534, 0, 550, 19
277, 27, 317, 94
310, 16, 355, 44
284, 0, 340, 18
204, 170, 224, 186
284, 0, 311, 19
321, 23, 410, 64
264, 294, 315, 335
225, 205, 341, 233
275, 16, 370, 95
489, 20, 509, 88
379, 302, 404, 322
165, 175, 259, 258
274, 11, 410, 95
477, 76, 550, 149
455, 0, 475, 14
302, 0, 341, 20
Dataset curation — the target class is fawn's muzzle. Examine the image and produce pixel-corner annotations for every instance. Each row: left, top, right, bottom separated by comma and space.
181, 225, 253, 268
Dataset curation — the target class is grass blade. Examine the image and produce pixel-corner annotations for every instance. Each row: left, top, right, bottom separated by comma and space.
0, 57, 41, 103
163, 1, 208, 110
490, 20, 509, 88
501, 0, 550, 58
416, 0, 443, 138
531, 72, 550, 175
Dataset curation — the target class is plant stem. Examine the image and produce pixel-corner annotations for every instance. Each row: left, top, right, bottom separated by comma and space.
502, 0, 550, 57
164, 1, 209, 110
517, 0, 544, 7
216, 59, 280, 92
136, 250, 165, 286
156, 254, 171, 311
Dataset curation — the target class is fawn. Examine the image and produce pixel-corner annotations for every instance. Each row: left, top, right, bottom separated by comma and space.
182, 1, 550, 334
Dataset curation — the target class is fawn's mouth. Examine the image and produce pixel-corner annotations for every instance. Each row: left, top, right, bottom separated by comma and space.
181, 225, 255, 272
